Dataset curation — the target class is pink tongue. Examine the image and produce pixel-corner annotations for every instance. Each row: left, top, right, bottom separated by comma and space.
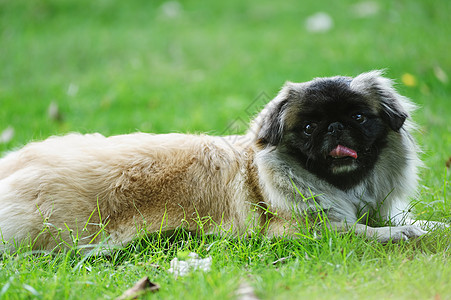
329, 145, 358, 159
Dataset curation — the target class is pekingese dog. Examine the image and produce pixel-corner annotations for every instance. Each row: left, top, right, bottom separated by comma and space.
0, 71, 441, 251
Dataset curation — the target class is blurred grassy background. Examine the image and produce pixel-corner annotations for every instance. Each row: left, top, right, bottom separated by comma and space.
0, 0, 450, 212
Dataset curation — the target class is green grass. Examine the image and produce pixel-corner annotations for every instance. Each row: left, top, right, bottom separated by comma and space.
1, 0, 450, 299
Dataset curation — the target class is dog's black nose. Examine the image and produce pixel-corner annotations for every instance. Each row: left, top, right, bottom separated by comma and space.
328, 122, 344, 135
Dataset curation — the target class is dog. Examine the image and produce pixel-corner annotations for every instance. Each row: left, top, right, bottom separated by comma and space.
0, 70, 441, 251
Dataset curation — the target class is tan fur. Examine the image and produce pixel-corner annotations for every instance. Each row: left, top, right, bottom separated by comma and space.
0, 133, 293, 251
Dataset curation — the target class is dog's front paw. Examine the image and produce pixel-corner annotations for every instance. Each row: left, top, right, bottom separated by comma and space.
410, 220, 450, 231
375, 225, 427, 243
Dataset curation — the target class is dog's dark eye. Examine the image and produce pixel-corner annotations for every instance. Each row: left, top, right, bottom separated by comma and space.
352, 114, 367, 124
304, 123, 317, 135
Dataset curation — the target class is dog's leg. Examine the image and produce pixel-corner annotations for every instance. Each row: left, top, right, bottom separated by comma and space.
0, 177, 43, 251
328, 222, 428, 243
404, 219, 449, 230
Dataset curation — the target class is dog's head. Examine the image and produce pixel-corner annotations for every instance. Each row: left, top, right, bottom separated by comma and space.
251, 71, 414, 189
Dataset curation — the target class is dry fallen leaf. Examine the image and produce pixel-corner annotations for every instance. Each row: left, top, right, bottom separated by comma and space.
446, 157, 451, 169
116, 276, 160, 300
47, 102, 63, 122
434, 66, 448, 84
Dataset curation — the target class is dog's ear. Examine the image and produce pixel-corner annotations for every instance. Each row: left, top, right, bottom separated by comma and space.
252, 83, 295, 146
256, 100, 287, 145
379, 100, 408, 132
350, 70, 413, 132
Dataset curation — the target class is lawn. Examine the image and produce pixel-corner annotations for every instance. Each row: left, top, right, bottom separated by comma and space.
1, 0, 450, 299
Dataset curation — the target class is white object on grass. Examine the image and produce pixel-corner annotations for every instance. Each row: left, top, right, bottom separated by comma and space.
0, 126, 14, 144
305, 12, 333, 33
168, 252, 212, 277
